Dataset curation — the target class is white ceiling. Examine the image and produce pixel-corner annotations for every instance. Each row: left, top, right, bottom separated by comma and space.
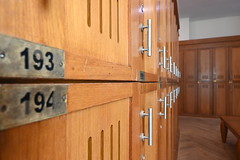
179, 0, 240, 20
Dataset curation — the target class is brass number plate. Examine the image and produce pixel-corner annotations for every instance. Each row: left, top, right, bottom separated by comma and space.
0, 85, 68, 130
0, 34, 65, 78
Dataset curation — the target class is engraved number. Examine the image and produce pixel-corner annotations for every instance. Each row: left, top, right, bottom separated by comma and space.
20, 91, 54, 114
20, 48, 54, 71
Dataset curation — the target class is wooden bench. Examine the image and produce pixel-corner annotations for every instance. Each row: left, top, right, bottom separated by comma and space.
220, 116, 240, 160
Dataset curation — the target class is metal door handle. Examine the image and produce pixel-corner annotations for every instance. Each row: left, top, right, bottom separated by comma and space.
159, 96, 167, 119
169, 57, 173, 73
159, 46, 167, 69
172, 90, 176, 103
141, 19, 152, 57
140, 108, 153, 146
173, 62, 176, 76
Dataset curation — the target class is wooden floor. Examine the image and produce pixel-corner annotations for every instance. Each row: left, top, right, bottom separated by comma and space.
178, 116, 237, 160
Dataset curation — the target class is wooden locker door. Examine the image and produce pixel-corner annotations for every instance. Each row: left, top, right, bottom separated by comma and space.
229, 83, 240, 116
213, 83, 228, 116
140, 0, 158, 80
183, 83, 197, 114
141, 83, 159, 160
230, 47, 240, 81
158, 85, 168, 160
198, 49, 212, 82
183, 50, 198, 82
67, 99, 130, 160
167, 85, 173, 160
0, 83, 133, 160
157, 0, 168, 80
213, 47, 228, 82
198, 83, 213, 116
0, 0, 133, 81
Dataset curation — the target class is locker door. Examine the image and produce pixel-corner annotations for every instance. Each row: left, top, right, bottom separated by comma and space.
141, 83, 159, 160
0, 83, 133, 160
213, 47, 228, 82
198, 83, 212, 116
67, 99, 130, 160
167, 85, 173, 160
229, 83, 240, 116
157, 0, 168, 80
158, 85, 168, 160
230, 47, 240, 81
0, 0, 133, 81
183, 50, 198, 82
139, 0, 158, 80
198, 49, 212, 82
183, 83, 197, 114
213, 83, 228, 116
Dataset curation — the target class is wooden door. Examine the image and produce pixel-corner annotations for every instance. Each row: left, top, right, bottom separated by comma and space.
198, 83, 212, 116
229, 83, 240, 116
229, 47, 240, 81
0, 83, 133, 160
167, 85, 173, 160
158, 85, 168, 160
140, 0, 158, 80
183, 50, 198, 82
198, 49, 212, 82
213, 83, 228, 116
183, 83, 197, 114
0, 0, 133, 81
157, 0, 168, 80
213, 47, 228, 82
141, 83, 159, 160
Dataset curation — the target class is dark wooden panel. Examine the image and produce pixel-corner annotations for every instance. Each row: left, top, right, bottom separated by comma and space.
183, 50, 197, 82
198, 83, 212, 116
229, 83, 240, 116
230, 47, 240, 81
213, 83, 228, 116
198, 49, 212, 82
213, 47, 228, 82
183, 83, 197, 114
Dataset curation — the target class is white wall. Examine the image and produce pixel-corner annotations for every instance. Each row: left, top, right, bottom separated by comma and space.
180, 16, 240, 40
179, 18, 190, 40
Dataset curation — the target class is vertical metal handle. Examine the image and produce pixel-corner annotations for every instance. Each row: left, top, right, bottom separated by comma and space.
140, 108, 153, 146
159, 97, 167, 119
173, 62, 176, 76
159, 46, 167, 69
173, 89, 176, 103
141, 19, 152, 57
166, 56, 173, 72
169, 91, 174, 107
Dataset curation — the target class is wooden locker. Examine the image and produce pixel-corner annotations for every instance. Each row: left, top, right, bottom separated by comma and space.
229, 47, 240, 82
183, 49, 198, 82
229, 83, 240, 116
158, 85, 168, 160
139, 0, 158, 81
157, 0, 168, 80
0, 0, 133, 81
141, 83, 159, 160
183, 83, 197, 114
213, 83, 228, 116
0, 83, 133, 160
198, 49, 212, 82
213, 47, 228, 82
198, 83, 212, 116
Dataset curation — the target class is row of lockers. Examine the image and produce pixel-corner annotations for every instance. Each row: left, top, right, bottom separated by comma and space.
0, 83, 181, 160
0, 0, 181, 82
179, 36, 240, 117
0, 0, 181, 159
182, 46, 240, 82
180, 82, 240, 117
